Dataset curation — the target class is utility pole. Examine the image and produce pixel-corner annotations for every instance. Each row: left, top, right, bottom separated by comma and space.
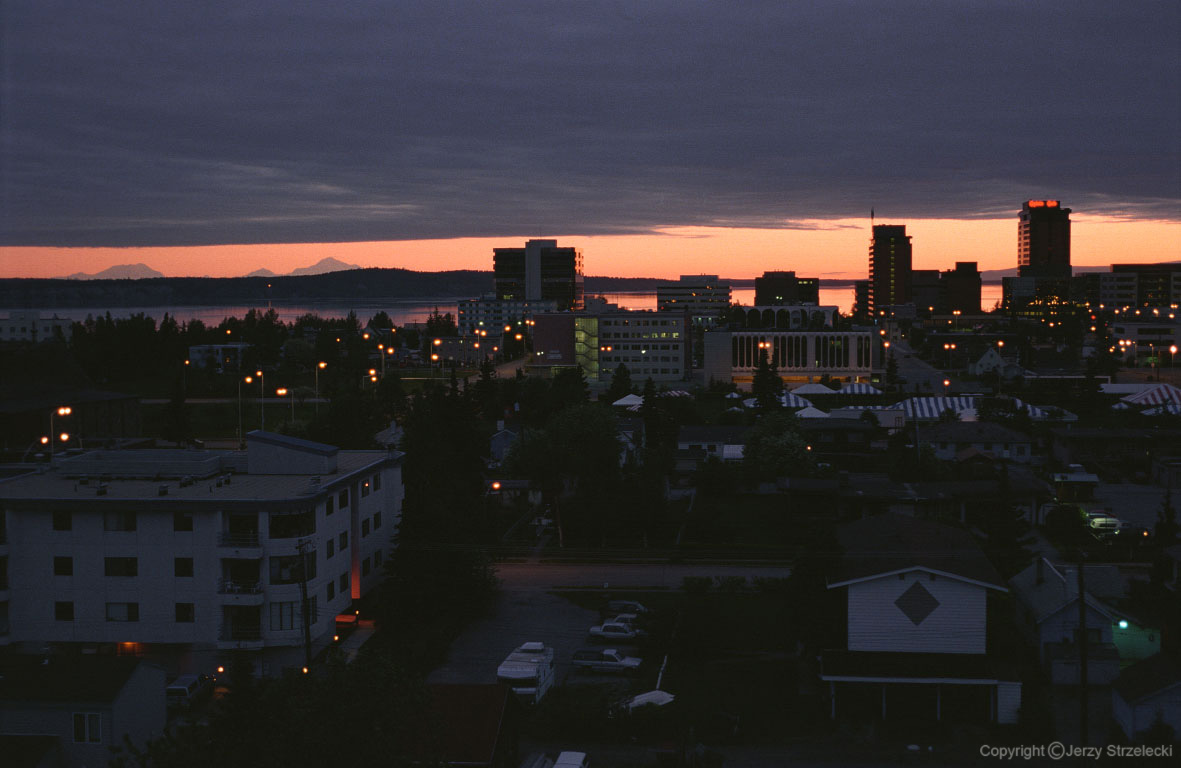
296, 537, 314, 670
1077, 554, 1089, 746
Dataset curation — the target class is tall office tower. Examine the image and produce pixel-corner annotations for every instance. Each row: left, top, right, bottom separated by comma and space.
754, 271, 820, 305
493, 239, 585, 311
868, 225, 912, 313
1018, 200, 1071, 278
939, 262, 982, 314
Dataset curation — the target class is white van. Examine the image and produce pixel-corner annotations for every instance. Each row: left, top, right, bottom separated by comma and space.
496, 642, 555, 704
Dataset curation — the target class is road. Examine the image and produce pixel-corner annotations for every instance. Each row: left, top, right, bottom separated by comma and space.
495, 561, 792, 593
890, 340, 951, 393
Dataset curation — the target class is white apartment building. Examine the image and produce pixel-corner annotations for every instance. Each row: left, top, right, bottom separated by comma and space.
457, 295, 557, 336
0, 310, 73, 342
656, 275, 731, 325
0, 431, 403, 677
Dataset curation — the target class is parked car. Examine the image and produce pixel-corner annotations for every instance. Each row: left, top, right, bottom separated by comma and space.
165, 673, 215, 713
606, 613, 643, 628
589, 622, 647, 643
554, 752, 590, 768
607, 600, 648, 615
497, 642, 555, 704
572, 648, 642, 674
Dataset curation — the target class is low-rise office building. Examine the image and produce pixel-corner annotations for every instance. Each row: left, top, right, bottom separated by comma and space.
701, 328, 880, 386
0, 432, 403, 677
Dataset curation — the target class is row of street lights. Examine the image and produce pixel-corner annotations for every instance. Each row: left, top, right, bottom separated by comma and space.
235, 363, 327, 441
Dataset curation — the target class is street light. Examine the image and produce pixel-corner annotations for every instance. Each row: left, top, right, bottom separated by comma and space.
256, 370, 265, 431
315, 362, 326, 413
277, 388, 293, 422
49, 406, 71, 461
238, 376, 252, 443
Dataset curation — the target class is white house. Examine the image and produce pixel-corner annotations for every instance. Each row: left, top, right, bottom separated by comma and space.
1113, 653, 1181, 741
920, 421, 1034, 464
0, 656, 165, 768
821, 515, 1021, 724
0, 432, 403, 678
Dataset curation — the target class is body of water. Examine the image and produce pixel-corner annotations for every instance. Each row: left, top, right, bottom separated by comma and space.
13, 284, 1003, 327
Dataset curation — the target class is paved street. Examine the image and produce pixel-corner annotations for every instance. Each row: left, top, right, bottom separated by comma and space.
890, 340, 952, 393
496, 561, 792, 593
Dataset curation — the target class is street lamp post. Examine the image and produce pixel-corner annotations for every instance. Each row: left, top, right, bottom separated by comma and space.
238, 376, 253, 444
277, 388, 293, 423
315, 362, 326, 414
49, 406, 71, 462
256, 370, 265, 432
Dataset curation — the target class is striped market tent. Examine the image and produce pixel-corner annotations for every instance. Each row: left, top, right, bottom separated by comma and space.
779, 393, 814, 409
896, 396, 980, 420
839, 382, 883, 395
1141, 403, 1181, 416
1122, 383, 1181, 406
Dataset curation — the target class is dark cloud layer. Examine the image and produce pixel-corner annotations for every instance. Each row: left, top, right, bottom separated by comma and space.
2, 1, 1178, 246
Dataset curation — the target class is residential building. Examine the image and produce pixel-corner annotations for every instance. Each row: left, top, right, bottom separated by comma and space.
0, 432, 403, 677
868, 225, 912, 314
675, 425, 747, 473
1018, 200, 1071, 279
0, 655, 165, 768
1114, 654, 1181, 741
0, 311, 73, 343
820, 515, 1021, 724
493, 239, 584, 311
457, 295, 557, 336
921, 421, 1033, 464
188, 343, 251, 372
656, 275, 731, 325
531, 305, 689, 383
753, 271, 820, 306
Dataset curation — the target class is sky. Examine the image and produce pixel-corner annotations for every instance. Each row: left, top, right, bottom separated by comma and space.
1, 2, 1178, 279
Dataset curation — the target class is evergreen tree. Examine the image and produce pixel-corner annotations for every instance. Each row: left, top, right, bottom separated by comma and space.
886, 351, 899, 390
604, 362, 634, 404
983, 465, 1035, 578
743, 411, 812, 481
751, 348, 783, 409
1156, 488, 1178, 545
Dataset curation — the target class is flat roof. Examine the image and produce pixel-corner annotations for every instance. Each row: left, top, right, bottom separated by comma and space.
0, 450, 399, 505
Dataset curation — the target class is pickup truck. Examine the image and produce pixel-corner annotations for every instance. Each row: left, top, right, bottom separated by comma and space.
572, 648, 642, 674
588, 622, 647, 643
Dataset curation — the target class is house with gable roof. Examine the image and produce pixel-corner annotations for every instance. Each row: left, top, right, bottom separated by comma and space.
820, 515, 1021, 724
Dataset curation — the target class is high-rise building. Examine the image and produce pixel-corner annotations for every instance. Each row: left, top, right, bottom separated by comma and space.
656, 275, 731, 325
493, 239, 584, 311
754, 271, 820, 305
868, 225, 912, 313
939, 262, 982, 314
1018, 200, 1071, 278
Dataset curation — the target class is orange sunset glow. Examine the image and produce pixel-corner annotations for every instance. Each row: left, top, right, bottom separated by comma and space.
3, 215, 1178, 281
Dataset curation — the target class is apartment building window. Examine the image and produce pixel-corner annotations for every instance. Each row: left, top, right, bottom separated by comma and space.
372, 473, 382, 491
174, 557, 194, 577
361, 481, 370, 498
73, 713, 101, 743
373, 511, 382, 530
103, 511, 136, 532
327, 580, 335, 601
55, 601, 74, 621
373, 550, 383, 567
361, 519, 370, 538
338, 489, 349, 509
270, 553, 315, 585
362, 557, 371, 577
54, 556, 73, 576
339, 572, 349, 592
270, 601, 297, 631
53, 510, 71, 531
105, 602, 139, 622
173, 511, 193, 532
325, 538, 334, 559
339, 531, 348, 550
325, 496, 334, 516
175, 603, 195, 622
104, 557, 138, 577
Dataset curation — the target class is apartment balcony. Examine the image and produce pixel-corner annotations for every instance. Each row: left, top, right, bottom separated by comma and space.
217, 579, 264, 605
217, 532, 262, 558
217, 623, 264, 650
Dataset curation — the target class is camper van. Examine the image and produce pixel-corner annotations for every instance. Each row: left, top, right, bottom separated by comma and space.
496, 642, 555, 704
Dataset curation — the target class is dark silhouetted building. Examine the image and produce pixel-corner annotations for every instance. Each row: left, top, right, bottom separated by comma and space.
940, 262, 982, 314
868, 225, 912, 313
1018, 200, 1071, 278
1108, 263, 1181, 307
493, 239, 584, 311
754, 271, 819, 305
852, 280, 870, 321
911, 270, 940, 315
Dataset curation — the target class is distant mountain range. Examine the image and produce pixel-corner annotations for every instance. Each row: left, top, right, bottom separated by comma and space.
244, 257, 362, 277
60, 263, 165, 280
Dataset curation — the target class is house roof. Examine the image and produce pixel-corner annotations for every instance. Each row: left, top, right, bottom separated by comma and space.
829, 514, 1006, 590
246, 430, 338, 457
1114, 653, 1181, 704
425, 684, 512, 766
1008, 559, 1119, 624
677, 425, 749, 445
0, 656, 144, 704
920, 421, 1031, 444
